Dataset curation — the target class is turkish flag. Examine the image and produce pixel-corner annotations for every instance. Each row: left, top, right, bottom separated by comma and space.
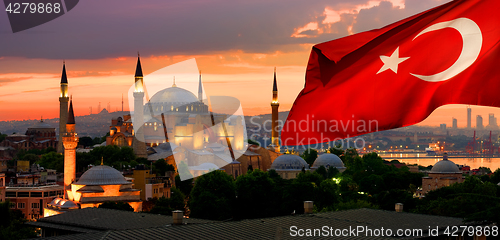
282, 0, 500, 146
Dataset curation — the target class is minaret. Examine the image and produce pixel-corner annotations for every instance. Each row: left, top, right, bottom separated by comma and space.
270, 67, 280, 152
57, 62, 69, 153
198, 71, 203, 102
63, 98, 78, 189
133, 54, 148, 158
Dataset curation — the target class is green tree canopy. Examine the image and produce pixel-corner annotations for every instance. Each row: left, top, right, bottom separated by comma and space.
234, 169, 280, 219
37, 152, 64, 172
0, 201, 37, 239
149, 188, 185, 215
189, 171, 235, 220
300, 148, 318, 166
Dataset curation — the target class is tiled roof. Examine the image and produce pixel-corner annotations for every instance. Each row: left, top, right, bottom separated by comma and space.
35, 208, 465, 240
30, 207, 215, 232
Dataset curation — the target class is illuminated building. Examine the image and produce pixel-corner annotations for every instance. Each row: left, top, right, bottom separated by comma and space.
45, 99, 142, 217
5, 183, 64, 220
421, 153, 465, 195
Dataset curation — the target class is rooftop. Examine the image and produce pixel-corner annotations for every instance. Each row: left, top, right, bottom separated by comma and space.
29, 207, 216, 233
34, 208, 464, 240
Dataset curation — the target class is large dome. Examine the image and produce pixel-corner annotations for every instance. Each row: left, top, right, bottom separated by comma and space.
30, 120, 53, 129
312, 153, 345, 170
76, 165, 130, 185
430, 159, 461, 173
149, 86, 198, 104
271, 154, 309, 170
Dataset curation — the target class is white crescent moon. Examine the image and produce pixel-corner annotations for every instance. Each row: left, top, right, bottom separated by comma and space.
410, 18, 482, 82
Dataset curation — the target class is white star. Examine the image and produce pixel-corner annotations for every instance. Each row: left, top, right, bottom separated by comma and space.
377, 47, 409, 74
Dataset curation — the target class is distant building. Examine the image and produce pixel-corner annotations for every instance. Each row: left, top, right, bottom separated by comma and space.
123, 165, 173, 201
0, 118, 57, 151
467, 107, 471, 128
106, 114, 135, 148
487, 113, 498, 130
452, 118, 457, 129
310, 152, 346, 173
5, 183, 64, 220
269, 154, 309, 179
439, 124, 446, 131
421, 153, 465, 195
476, 115, 483, 129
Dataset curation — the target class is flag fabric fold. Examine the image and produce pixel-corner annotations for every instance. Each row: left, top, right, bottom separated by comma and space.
282, 0, 500, 146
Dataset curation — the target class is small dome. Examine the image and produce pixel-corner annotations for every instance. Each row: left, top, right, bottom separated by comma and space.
271, 154, 309, 170
149, 86, 198, 104
430, 159, 461, 173
48, 197, 79, 209
76, 165, 131, 185
312, 153, 345, 170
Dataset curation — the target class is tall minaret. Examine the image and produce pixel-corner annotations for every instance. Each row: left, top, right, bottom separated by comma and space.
57, 62, 69, 153
63, 98, 78, 189
270, 67, 280, 152
133, 54, 147, 158
198, 71, 203, 102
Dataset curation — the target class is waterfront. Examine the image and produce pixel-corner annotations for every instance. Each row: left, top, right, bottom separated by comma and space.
379, 153, 500, 171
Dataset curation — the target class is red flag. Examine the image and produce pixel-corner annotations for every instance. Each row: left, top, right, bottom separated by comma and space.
282, 0, 500, 146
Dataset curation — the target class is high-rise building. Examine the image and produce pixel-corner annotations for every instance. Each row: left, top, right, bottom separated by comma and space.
452, 118, 457, 129
440, 124, 446, 131
476, 115, 483, 129
467, 107, 471, 129
57, 63, 69, 153
270, 67, 280, 153
487, 113, 498, 129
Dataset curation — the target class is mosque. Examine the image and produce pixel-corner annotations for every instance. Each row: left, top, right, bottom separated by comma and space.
420, 153, 464, 195
45, 64, 142, 216
108, 56, 280, 178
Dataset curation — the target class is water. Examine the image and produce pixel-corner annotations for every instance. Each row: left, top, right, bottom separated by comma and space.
378, 153, 500, 171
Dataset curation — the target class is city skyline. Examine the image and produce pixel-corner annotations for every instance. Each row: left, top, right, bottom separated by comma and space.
4, 0, 499, 128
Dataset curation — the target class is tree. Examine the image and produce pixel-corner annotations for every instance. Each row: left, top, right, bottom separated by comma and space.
0, 201, 38, 239
153, 159, 175, 176
234, 170, 279, 219
416, 176, 500, 223
22, 153, 39, 164
0, 132, 7, 143
79, 136, 94, 148
189, 171, 235, 220
37, 152, 64, 172
149, 188, 185, 215
98, 201, 134, 212
300, 148, 317, 166
175, 175, 193, 197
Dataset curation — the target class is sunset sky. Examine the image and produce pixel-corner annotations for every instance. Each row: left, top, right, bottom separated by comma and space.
1, 0, 499, 128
